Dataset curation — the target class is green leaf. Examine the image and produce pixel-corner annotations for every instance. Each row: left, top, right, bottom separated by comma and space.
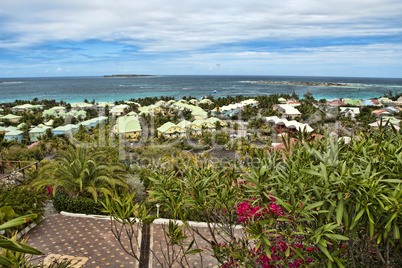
186, 249, 202, 255
0, 214, 37, 231
317, 243, 333, 261
0, 256, 13, 267
336, 199, 344, 225
0, 240, 43, 255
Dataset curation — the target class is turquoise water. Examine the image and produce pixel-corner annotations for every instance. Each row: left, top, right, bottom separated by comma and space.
0, 75, 401, 103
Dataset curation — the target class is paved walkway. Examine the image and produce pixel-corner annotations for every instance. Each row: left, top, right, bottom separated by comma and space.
27, 214, 242, 267
27, 215, 138, 267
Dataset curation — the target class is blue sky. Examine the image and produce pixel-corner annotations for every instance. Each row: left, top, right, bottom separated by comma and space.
1, 0, 402, 78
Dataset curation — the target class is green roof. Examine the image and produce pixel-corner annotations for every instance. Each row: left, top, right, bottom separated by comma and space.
44, 120, 54, 126
157, 122, 176, 133
0, 114, 22, 120
5, 130, 23, 136
29, 127, 47, 134
343, 99, 363, 106
116, 116, 142, 133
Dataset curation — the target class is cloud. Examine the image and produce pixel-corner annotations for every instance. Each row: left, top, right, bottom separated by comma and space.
0, 0, 401, 77
1, 0, 401, 51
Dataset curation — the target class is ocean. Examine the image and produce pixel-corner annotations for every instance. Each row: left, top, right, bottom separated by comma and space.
1, 75, 402, 104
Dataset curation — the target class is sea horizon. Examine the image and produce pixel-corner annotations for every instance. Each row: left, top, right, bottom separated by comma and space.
1, 75, 402, 104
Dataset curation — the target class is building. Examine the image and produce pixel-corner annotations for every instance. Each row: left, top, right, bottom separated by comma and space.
273, 104, 302, 119
327, 99, 345, 107
29, 126, 50, 142
0, 114, 22, 123
4, 130, 24, 142
52, 124, 79, 136
114, 115, 142, 140
265, 116, 313, 133
340, 107, 360, 119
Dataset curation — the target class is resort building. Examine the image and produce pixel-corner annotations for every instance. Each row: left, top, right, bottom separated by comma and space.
70, 102, 94, 110
12, 104, 43, 112
0, 114, 22, 123
171, 101, 208, 119
157, 118, 225, 137
114, 115, 142, 140
139, 105, 163, 115
157, 122, 186, 137
52, 124, 79, 136
265, 116, 314, 134
369, 117, 400, 131
97, 102, 115, 112
29, 126, 51, 142
340, 107, 360, 119
4, 130, 24, 142
327, 99, 345, 107
78, 116, 107, 129
110, 104, 129, 117
273, 104, 302, 119
199, 99, 213, 105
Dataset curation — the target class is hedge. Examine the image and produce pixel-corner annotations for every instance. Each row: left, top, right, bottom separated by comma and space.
52, 191, 106, 215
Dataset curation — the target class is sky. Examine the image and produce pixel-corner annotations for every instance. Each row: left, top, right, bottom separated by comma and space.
1, 0, 402, 78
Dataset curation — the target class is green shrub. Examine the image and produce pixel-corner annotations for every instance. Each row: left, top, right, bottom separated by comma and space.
0, 187, 47, 221
52, 191, 106, 215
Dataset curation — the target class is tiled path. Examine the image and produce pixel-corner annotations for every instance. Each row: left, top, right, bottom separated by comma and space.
27, 214, 243, 267
27, 215, 138, 267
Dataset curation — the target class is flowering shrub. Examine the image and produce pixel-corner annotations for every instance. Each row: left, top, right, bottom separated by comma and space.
214, 196, 345, 267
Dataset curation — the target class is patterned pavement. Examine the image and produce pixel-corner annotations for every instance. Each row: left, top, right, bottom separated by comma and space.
27, 215, 138, 267
26, 214, 243, 267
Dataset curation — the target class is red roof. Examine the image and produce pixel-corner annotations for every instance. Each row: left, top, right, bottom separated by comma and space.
371, 99, 380, 105
328, 99, 345, 106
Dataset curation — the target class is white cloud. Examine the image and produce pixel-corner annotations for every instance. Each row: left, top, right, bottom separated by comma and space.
0, 0, 401, 52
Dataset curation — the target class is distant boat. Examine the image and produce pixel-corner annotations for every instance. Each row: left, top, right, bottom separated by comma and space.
212, 90, 217, 94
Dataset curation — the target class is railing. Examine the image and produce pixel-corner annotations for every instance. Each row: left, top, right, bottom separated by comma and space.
0, 160, 39, 181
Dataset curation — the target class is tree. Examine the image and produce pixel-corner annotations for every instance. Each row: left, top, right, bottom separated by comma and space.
33, 146, 128, 202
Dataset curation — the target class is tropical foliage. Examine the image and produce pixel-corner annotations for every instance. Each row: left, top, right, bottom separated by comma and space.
32, 146, 128, 202
146, 126, 402, 267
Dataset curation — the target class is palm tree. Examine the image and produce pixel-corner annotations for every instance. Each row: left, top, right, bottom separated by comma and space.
33, 146, 128, 202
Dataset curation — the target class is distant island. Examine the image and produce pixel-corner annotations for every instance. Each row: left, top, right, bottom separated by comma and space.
256, 81, 350, 87
103, 74, 159, 78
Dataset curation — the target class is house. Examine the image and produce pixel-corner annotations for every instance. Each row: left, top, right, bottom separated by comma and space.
70, 102, 94, 110
371, 110, 391, 117
157, 118, 225, 137
265, 116, 313, 134
97, 102, 115, 111
157, 122, 185, 137
0, 114, 22, 123
189, 99, 199, 106
4, 130, 24, 142
114, 116, 142, 140
12, 104, 43, 112
273, 104, 302, 119
327, 99, 345, 107
199, 99, 213, 105
52, 124, 79, 136
110, 104, 129, 117
369, 117, 400, 131
278, 97, 287, 104
340, 107, 360, 119
240, 99, 258, 107
29, 127, 49, 142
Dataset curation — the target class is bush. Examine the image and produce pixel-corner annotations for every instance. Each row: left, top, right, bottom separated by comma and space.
0, 186, 47, 220
126, 175, 146, 204
52, 191, 106, 215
